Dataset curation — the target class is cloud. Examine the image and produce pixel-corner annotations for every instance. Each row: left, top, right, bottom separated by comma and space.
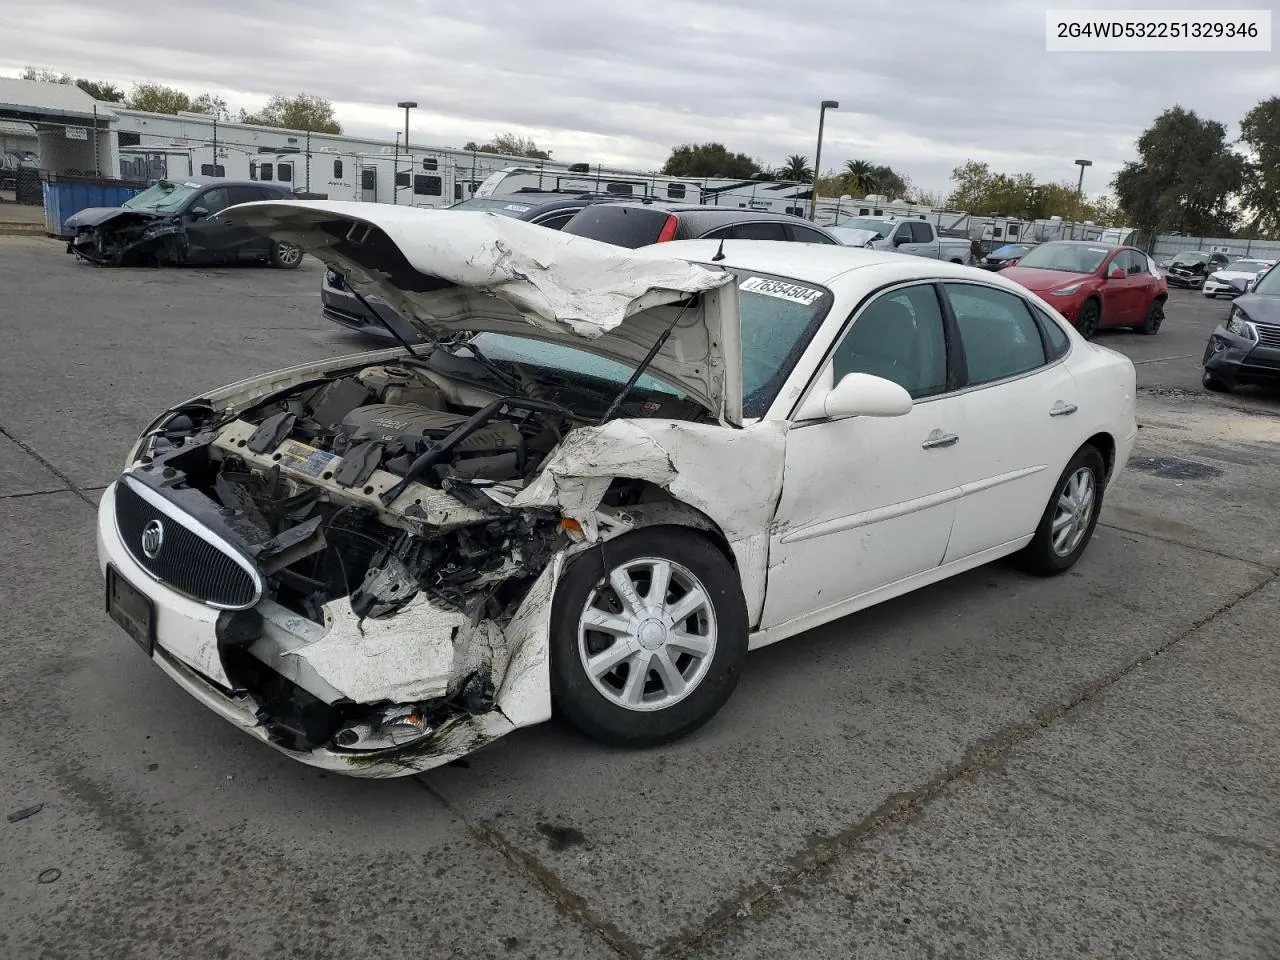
2, 0, 1276, 194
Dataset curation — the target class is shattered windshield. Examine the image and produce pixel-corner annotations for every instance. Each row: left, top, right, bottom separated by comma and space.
837, 217, 895, 237
463, 268, 831, 420
123, 181, 202, 213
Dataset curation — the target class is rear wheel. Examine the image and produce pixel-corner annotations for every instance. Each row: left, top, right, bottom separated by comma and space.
270, 241, 302, 269
549, 526, 748, 747
1076, 299, 1101, 340
1014, 446, 1105, 576
1139, 299, 1164, 335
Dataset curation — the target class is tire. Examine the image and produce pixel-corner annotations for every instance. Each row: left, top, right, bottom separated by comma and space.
1014, 446, 1106, 577
1203, 372, 1232, 393
1139, 299, 1164, 335
1076, 298, 1101, 340
270, 241, 303, 269
549, 526, 748, 747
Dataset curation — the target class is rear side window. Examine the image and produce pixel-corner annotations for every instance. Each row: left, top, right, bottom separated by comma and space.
561, 206, 672, 248
534, 212, 577, 230
788, 225, 838, 244
910, 221, 932, 242
944, 284, 1047, 386
1033, 305, 1072, 360
729, 221, 787, 241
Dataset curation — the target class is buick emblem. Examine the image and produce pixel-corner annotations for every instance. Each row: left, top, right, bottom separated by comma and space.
141, 519, 165, 559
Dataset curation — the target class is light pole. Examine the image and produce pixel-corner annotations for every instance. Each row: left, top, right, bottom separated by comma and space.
397, 100, 417, 203
1074, 158, 1093, 200
393, 131, 401, 205
810, 100, 839, 221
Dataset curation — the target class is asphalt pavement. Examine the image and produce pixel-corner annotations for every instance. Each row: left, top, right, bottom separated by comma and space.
1, 238, 1276, 960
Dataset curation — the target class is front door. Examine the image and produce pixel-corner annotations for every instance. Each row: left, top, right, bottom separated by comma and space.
761, 283, 965, 630
184, 187, 263, 262
938, 282, 1082, 561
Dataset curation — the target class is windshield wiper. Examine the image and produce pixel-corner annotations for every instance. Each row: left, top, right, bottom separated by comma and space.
443, 339, 520, 394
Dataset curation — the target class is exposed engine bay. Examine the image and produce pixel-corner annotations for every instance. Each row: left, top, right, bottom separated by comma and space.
67, 211, 188, 267
125, 344, 710, 763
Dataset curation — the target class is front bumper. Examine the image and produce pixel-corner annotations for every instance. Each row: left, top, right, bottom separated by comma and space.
1166, 271, 1203, 288
1202, 327, 1280, 388
96, 480, 548, 777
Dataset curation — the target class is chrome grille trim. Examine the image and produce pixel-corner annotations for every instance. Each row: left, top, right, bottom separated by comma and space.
1256, 322, 1280, 348
114, 473, 264, 610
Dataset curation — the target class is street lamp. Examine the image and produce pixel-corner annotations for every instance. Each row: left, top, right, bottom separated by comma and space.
397, 101, 418, 203
393, 131, 401, 205
1074, 158, 1093, 200
810, 100, 839, 221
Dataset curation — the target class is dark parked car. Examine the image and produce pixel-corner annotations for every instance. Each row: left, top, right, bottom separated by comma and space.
1163, 250, 1230, 288
559, 202, 842, 248
64, 177, 302, 268
321, 191, 633, 340
1203, 263, 1280, 393
324, 200, 843, 342
978, 242, 1037, 271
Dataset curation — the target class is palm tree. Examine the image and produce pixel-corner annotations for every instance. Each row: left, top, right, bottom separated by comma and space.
843, 159, 879, 196
777, 155, 813, 182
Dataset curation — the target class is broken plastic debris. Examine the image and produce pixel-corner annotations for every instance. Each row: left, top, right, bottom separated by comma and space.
6, 803, 44, 823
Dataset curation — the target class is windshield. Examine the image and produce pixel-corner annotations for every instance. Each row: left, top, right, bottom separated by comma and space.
837, 217, 895, 237
992, 244, 1032, 258
460, 267, 832, 419
1014, 243, 1110, 274
447, 197, 537, 216
123, 180, 202, 213
1225, 260, 1270, 273
1253, 263, 1280, 296
1170, 252, 1208, 264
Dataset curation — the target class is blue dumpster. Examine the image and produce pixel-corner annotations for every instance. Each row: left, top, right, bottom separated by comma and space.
42, 174, 147, 238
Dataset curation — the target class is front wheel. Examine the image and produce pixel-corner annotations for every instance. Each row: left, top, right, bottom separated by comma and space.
1139, 299, 1164, 335
270, 241, 303, 269
1075, 299, 1101, 340
549, 526, 748, 747
1014, 446, 1106, 576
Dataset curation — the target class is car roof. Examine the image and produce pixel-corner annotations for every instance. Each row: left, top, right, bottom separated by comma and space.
634, 239, 981, 286
598, 201, 812, 222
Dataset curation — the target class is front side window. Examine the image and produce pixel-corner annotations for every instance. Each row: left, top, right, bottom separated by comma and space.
944, 284, 1046, 386
892, 222, 914, 243
832, 284, 948, 399
194, 187, 230, 214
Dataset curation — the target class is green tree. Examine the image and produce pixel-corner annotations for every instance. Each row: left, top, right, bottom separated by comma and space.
1113, 106, 1245, 237
1239, 96, 1280, 236
75, 78, 124, 102
240, 94, 342, 134
842, 159, 878, 195
777, 154, 813, 181
463, 133, 551, 159
661, 143, 762, 179
190, 93, 231, 121
126, 83, 191, 114
870, 164, 912, 199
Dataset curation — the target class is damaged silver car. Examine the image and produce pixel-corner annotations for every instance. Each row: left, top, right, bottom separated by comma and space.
65, 177, 302, 268
98, 202, 1137, 777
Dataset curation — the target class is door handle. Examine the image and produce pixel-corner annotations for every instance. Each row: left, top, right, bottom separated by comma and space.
922, 431, 959, 450
1050, 402, 1078, 417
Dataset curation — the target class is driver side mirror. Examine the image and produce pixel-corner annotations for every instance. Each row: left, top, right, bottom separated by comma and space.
189, 206, 209, 219
893, 234, 909, 246
1229, 277, 1251, 294
796, 372, 913, 421
1108, 265, 1125, 280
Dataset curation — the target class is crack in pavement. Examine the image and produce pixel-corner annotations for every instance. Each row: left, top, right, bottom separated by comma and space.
0, 423, 98, 508
414, 778, 644, 959
1099, 520, 1279, 573
654, 570, 1279, 960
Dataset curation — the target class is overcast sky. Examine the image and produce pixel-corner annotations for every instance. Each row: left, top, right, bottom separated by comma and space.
3, 0, 1276, 196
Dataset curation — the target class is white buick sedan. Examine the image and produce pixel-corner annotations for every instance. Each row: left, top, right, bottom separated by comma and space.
97, 204, 1137, 777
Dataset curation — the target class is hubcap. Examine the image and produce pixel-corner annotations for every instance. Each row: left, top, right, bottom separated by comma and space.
1051, 467, 1096, 557
577, 557, 718, 712
277, 243, 301, 265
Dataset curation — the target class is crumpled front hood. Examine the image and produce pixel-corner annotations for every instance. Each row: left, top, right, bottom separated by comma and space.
64, 207, 162, 230
219, 201, 742, 424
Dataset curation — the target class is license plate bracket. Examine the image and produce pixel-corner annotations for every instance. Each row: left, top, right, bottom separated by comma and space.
106, 564, 155, 656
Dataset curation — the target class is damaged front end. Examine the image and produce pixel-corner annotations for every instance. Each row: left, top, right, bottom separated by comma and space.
67, 210, 188, 266
99, 355, 614, 775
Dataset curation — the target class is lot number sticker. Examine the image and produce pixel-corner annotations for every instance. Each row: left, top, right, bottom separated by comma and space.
740, 276, 823, 305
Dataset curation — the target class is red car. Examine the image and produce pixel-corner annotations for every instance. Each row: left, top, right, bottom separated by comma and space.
1000, 240, 1168, 338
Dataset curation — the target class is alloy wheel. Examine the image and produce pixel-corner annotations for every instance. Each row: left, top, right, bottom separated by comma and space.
1051, 467, 1096, 557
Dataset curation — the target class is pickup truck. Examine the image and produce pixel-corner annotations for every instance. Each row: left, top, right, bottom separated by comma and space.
830, 216, 973, 264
